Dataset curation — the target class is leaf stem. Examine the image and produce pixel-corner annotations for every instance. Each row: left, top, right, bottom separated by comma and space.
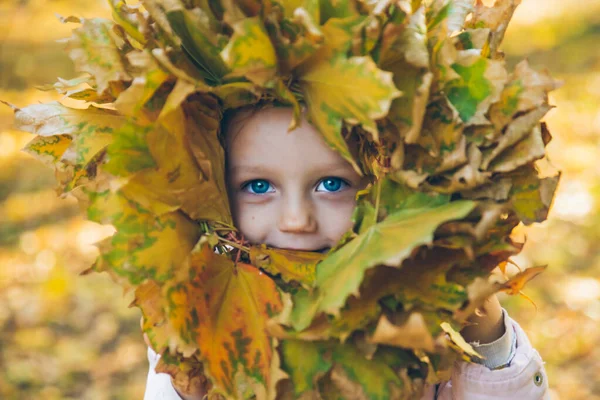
218, 237, 250, 254
373, 180, 382, 226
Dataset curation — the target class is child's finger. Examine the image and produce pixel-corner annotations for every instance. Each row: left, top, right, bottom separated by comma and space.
140, 316, 155, 350
143, 332, 153, 349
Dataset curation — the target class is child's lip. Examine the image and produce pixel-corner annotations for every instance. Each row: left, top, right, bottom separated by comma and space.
277, 246, 330, 254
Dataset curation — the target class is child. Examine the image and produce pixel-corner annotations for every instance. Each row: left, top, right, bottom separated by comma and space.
143, 106, 549, 400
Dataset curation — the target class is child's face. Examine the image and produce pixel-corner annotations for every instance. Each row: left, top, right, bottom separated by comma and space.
225, 107, 365, 253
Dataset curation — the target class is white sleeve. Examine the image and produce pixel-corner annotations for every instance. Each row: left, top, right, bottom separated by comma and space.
469, 308, 517, 369
144, 347, 184, 400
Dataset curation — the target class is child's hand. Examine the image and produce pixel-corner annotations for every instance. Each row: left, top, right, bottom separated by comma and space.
140, 317, 206, 400
459, 294, 505, 344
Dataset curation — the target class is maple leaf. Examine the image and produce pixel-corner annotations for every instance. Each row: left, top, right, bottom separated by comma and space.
221, 17, 278, 85
289, 199, 475, 331
87, 190, 200, 285
13, 101, 122, 191
167, 243, 284, 399
250, 245, 323, 288
63, 17, 132, 94
297, 18, 401, 172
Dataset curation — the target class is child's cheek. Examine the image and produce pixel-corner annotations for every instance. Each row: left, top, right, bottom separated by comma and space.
232, 200, 272, 244
316, 198, 356, 242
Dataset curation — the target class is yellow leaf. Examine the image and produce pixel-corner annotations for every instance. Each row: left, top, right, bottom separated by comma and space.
221, 17, 277, 85
297, 19, 400, 172
250, 246, 323, 288
88, 190, 200, 284
440, 322, 482, 359
65, 18, 131, 93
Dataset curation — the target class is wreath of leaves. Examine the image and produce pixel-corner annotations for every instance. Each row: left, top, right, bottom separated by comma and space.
7, 0, 560, 398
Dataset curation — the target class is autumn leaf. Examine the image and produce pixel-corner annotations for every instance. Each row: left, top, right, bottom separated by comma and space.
509, 166, 560, 225
133, 279, 197, 357
250, 245, 323, 288
221, 17, 278, 85
289, 199, 475, 331
297, 18, 401, 172
12, 101, 122, 190
378, 7, 431, 143
453, 265, 545, 323
481, 104, 551, 169
272, 0, 323, 73
445, 55, 507, 124
63, 18, 131, 94
440, 322, 482, 360
103, 102, 232, 222
22, 134, 72, 166
370, 313, 435, 352
108, 0, 147, 45
103, 121, 156, 177
500, 265, 546, 295
114, 51, 171, 118
327, 343, 407, 400
319, 0, 359, 22
279, 339, 331, 396
167, 243, 283, 399
87, 190, 200, 285
467, 0, 522, 54
487, 125, 546, 173
162, 1, 229, 84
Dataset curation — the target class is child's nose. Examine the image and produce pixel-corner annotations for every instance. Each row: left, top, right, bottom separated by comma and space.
278, 196, 317, 233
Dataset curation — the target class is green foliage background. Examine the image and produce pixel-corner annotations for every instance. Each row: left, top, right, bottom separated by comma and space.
0, 0, 598, 399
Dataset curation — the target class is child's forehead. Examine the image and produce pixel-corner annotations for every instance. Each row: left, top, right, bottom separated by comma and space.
224, 107, 356, 171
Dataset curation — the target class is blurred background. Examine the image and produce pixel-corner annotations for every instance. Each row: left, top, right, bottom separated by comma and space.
0, 0, 598, 399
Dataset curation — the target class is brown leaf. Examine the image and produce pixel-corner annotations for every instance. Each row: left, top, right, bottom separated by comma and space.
369, 313, 435, 352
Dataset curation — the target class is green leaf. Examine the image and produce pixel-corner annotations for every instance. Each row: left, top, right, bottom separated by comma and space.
104, 121, 156, 177
328, 343, 405, 400
290, 199, 475, 330
280, 340, 331, 396
164, 2, 230, 84
319, 0, 359, 23
446, 57, 491, 122
280, 0, 320, 22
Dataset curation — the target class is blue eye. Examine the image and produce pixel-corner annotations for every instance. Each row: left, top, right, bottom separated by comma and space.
316, 177, 348, 193
243, 179, 274, 194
